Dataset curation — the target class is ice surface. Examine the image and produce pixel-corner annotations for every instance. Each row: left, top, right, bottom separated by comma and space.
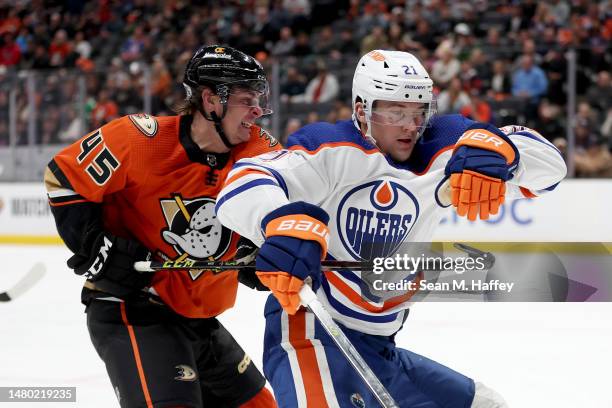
1, 245, 610, 407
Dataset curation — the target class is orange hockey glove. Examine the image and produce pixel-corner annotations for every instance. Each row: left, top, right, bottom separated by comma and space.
445, 125, 519, 221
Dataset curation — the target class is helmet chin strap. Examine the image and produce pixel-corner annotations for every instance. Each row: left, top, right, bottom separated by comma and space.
198, 104, 237, 150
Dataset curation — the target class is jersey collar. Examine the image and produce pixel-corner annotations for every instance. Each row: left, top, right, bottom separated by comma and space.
179, 115, 230, 169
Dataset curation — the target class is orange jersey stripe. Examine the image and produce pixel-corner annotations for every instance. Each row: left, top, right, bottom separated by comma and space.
324, 271, 420, 313
520, 186, 537, 198
120, 303, 154, 408
223, 168, 272, 188
289, 141, 379, 156
288, 311, 329, 408
47, 198, 88, 207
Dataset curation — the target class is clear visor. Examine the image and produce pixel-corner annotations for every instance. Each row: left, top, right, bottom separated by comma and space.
225, 79, 272, 116
369, 100, 436, 128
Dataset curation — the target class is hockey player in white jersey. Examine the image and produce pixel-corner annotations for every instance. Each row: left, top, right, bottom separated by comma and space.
216, 50, 566, 407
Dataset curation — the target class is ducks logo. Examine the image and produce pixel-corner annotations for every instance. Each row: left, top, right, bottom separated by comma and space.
159, 194, 232, 279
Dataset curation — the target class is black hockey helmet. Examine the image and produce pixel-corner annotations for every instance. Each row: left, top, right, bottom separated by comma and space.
183, 45, 271, 114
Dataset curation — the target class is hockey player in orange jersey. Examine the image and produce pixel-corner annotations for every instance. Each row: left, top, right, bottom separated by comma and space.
45, 45, 279, 408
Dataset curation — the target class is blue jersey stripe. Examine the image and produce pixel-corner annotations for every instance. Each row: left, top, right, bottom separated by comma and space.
233, 162, 289, 197
215, 179, 278, 214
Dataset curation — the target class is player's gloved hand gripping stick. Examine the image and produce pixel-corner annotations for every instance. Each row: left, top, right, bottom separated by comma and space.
444, 125, 520, 221
255, 201, 330, 315
68, 232, 152, 298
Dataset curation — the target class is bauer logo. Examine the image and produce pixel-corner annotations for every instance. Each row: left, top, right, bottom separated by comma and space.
337, 180, 419, 261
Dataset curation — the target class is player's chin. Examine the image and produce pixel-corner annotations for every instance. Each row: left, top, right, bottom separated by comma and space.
233, 122, 252, 143
391, 140, 414, 161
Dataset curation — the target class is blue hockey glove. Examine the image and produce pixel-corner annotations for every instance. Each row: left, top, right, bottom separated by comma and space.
256, 202, 330, 314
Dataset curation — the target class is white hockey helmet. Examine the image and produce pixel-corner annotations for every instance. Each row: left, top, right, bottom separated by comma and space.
352, 50, 435, 141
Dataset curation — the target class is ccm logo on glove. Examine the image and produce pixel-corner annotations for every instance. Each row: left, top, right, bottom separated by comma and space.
87, 235, 114, 278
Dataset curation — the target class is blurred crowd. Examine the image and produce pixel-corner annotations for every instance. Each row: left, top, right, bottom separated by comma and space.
0, 0, 610, 176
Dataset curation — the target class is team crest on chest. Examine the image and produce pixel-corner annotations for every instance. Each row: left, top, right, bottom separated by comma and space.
337, 180, 419, 261
159, 195, 232, 279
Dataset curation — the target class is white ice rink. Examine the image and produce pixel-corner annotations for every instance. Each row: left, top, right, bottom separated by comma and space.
1, 245, 611, 407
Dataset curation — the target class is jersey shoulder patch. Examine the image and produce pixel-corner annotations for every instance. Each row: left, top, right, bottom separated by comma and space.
253, 125, 279, 148
128, 113, 159, 137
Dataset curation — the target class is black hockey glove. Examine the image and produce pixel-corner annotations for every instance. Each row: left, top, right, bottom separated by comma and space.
234, 237, 269, 291
67, 232, 152, 298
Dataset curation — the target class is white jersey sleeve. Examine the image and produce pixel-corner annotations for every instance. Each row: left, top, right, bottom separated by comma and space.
216, 149, 332, 246
501, 125, 567, 198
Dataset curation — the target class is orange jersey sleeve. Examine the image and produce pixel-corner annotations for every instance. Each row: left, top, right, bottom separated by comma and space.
51, 117, 137, 203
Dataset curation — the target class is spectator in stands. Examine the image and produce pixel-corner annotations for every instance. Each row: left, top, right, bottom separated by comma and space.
540, 48, 567, 107
91, 90, 119, 128
332, 27, 358, 56
280, 66, 307, 102
313, 25, 336, 56
120, 26, 147, 62
48, 30, 72, 67
151, 56, 172, 100
533, 100, 564, 142
360, 26, 388, 55
57, 108, 83, 144
306, 111, 319, 124
431, 46, 460, 88
586, 71, 611, 114
512, 54, 548, 122
487, 60, 512, 98
574, 134, 612, 178
410, 19, 438, 52
460, 90, 492, 123
28, 44, 49, 70
600, 109, 612, 146
283, 117, 302, 142
437, 77, 470, 114
291, 60, 339, 104
271, 26, 295, 57
576, 101, 599, 129
480, 27, 512, 61
0, 33, 21, 67
292, 31, 313, 56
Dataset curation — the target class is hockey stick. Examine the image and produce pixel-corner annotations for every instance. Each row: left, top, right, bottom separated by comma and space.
134, 259, 374, 272
299, 283, 399, 408
0, 263, 46, 302
134, 243, 494, 273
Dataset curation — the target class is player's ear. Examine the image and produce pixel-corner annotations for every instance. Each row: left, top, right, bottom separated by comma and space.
354, 102, 367, 125
201, 87, 218, 110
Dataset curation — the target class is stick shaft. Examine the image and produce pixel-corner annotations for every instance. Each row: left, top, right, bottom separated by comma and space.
134, 259, 373, 272
299, 285, 399, 408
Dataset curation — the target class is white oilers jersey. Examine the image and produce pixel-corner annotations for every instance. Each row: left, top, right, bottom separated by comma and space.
216, 115, 567, 335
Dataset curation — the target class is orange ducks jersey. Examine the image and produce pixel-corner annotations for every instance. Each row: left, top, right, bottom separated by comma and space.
45, 114, 281, 318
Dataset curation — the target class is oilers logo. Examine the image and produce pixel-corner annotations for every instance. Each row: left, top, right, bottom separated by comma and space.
337, 180, 419, 261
